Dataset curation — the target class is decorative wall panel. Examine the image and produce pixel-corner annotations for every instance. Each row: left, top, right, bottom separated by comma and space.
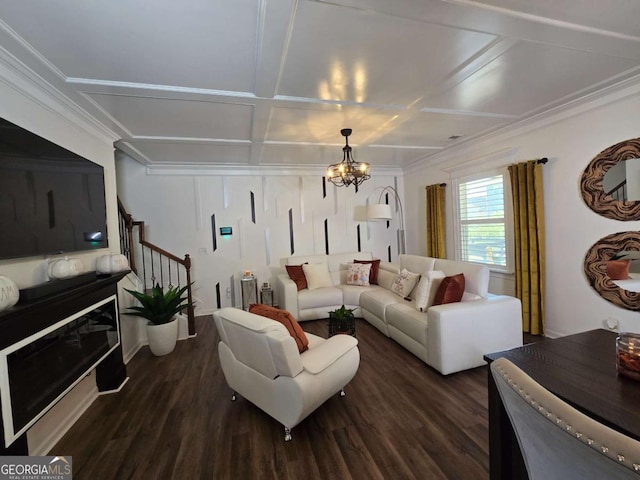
288, 208, 295, 255
120, 165, 403, 314
250, 191, 256, 224
211, 214, 217, 251
324, 218, 329, 254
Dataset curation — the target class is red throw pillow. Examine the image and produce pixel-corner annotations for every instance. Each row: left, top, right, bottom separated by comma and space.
354, 259, 381, 285
286, 264, 308, 291
606, 260, 630, 280
433, 273, 465, 306
249, 304, 309, 353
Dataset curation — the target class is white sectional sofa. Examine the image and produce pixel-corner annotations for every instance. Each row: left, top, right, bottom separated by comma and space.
276, 252, 523, 375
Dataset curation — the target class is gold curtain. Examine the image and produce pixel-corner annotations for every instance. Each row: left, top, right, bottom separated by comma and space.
508, 160, 545, 335
425, 183, 446, 258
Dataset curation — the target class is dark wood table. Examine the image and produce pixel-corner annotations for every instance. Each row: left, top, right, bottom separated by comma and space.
484, 329, 640, 480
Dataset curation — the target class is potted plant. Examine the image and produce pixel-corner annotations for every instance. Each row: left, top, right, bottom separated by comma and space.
328, 305, 356, 337
124, 283, 192, 356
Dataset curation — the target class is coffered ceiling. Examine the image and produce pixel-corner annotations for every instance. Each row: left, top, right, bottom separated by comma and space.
0, 0, 639, 170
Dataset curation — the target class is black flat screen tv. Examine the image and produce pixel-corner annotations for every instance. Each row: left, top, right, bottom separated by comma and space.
0, 118, 108, 260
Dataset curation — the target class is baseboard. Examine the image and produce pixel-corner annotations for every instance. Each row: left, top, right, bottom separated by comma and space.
98, 377, 130, 395
123, 340, 144, 364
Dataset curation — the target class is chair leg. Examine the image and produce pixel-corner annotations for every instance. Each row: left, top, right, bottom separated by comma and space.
231, 391, 237, 401
284, 427, 292, 442
339, 388, 346, 397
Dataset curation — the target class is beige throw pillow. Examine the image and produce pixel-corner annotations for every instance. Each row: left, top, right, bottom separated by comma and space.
414, 270, 446, 311
390, 268, 421, 298
302, 263, 334, 290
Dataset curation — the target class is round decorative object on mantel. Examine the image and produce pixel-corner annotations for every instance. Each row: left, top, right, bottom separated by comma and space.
0, 275, 19, 311
96, 254, 129, 274
47, 257, 84, 280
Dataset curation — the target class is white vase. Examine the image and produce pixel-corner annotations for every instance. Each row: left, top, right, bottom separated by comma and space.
146, 317, 178, 356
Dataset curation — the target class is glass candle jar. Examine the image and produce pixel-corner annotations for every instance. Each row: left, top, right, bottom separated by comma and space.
617, 332, 640, 380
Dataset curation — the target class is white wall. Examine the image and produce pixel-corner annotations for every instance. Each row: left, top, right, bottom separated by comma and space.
403, 80, 640, 338
116, 157, 405, 314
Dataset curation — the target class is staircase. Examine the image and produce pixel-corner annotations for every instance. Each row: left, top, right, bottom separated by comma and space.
117, 198, 195, 336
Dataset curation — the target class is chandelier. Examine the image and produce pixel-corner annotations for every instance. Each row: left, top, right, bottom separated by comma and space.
326, 128, 370, 187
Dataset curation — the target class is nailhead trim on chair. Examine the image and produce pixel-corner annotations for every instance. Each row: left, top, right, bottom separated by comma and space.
494, 362, 640, 472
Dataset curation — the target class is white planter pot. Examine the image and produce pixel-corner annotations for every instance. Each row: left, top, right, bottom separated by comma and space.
146, 317, 178, 356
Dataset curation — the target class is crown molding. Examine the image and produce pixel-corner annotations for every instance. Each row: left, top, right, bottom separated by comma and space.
115, 141, 152, 165
443, 0, 640, 43
0, 47, 119, 145
403, 72, 640, 174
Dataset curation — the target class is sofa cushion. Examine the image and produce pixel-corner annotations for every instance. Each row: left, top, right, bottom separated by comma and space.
360, 288, 401, 321
433, 273, 465, 305
414, 270, 446, 312
347, 262, 371, 286
249, 304, 309, 353
354, 259, 380, 284
303, 263, 334, 289
285, 264, 308, 291
386, 303, 429, 346
298, 286, 343, 311
462, 292, 481, 302
433, 258, 489, 297
338, 284, 381, 307
400, 255, 436, 275
377, 263, 399, 290
391, 269, 421, 298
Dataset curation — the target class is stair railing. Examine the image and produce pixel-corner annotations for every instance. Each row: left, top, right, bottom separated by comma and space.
606, 179, 627, 202
118, 198, 195, 336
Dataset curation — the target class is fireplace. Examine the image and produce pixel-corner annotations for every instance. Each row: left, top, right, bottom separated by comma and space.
0, 272, 127, 453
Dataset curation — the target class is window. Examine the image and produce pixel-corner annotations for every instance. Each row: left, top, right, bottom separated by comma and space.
455, 172, 511, 271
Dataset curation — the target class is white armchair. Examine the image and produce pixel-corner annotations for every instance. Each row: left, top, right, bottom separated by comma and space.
213, 307, 360, 441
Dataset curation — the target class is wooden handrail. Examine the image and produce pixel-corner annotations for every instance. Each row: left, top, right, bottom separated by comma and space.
606, 179, 626, 198
117, 198, 195, 335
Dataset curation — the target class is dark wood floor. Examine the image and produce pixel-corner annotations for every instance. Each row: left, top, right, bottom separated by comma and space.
52, 316, 516, 479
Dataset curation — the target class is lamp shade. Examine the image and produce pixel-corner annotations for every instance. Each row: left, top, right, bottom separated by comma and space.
366, 204, 393, 221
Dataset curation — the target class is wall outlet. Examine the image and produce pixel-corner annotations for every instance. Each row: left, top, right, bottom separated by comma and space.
198, 248, 207, 255
226, 287, 231, 299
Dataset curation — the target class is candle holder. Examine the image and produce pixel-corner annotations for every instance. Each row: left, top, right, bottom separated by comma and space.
616, 332, 640, 380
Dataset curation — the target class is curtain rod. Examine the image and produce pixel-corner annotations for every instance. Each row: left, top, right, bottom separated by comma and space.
426, 183, 447, 188
537, 158, 548, 164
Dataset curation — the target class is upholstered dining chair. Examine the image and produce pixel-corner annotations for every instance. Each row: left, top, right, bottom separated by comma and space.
491, 358, 640, 479
214, 307, 360, 441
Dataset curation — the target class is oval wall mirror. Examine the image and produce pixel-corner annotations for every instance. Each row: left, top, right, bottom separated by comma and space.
581, 137, 640, 221
584, 231, 640, 310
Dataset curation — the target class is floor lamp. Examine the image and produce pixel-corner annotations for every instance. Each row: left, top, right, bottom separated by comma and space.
366, 186, 406, 254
